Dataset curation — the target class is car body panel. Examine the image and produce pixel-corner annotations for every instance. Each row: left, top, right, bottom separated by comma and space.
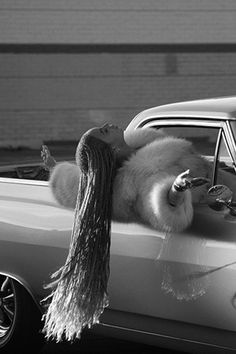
1, 96, 236, 352
97, 310, 236, 353
0, 180, 236, 333
109, 205, 236, 332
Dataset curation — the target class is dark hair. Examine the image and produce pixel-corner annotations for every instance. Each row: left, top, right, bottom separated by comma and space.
43, 133, 116, 342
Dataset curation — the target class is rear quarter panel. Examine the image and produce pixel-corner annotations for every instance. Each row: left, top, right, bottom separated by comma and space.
0, 178, 72, 303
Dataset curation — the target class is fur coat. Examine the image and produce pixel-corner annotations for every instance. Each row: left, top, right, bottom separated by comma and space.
49, 128, 213, 233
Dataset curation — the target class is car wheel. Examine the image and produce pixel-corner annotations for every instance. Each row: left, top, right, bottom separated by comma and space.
0, 275, 44, 353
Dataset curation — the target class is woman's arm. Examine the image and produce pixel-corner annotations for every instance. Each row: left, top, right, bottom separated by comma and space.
168, 170, 210, 207
41, 145, 57, 171
145, 170, 210, 233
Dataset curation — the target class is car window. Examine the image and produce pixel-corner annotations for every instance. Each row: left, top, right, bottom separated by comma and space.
158, 126, 219, 158
153, 124, 236, 195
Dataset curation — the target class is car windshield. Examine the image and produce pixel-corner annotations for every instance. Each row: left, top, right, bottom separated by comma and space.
0, 142, 76, 180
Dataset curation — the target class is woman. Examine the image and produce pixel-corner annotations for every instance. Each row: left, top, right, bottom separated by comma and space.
42, 124, 210, 231
42, 124, 210, 342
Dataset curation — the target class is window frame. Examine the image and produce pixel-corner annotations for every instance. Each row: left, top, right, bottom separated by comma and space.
214, 130, 236, 185
140, 117, 235, 187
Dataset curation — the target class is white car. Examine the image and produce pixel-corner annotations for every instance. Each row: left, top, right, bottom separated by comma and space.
1, 96, 236, 353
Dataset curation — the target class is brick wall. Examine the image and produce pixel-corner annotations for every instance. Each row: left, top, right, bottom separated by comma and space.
0, 0, 236, 44
0, 51, 236, 148
0, 0, 236, 148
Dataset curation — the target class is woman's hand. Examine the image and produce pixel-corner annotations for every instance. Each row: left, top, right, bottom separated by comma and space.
41, 145, 57, 171
169, 169, 210, 207
173, 169, 210, 192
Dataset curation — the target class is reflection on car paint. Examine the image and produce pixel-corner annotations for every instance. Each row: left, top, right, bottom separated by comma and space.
158, 230, 236, 303
157, 232, 211, 301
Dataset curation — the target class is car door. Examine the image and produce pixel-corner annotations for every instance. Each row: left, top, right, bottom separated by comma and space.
106, 119, 236, 337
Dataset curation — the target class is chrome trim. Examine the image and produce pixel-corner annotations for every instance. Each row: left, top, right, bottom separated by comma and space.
141, 119, 224, 129
212, 128, 222, 186
99, 323, 236, 352
142, 112, 230, 120
225, 121, 236, 163
222, 131, 236, 167
0, 177, 48, 187
126, 113, 231, 131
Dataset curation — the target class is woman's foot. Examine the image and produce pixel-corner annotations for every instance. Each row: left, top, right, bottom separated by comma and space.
41, 145, 57, 171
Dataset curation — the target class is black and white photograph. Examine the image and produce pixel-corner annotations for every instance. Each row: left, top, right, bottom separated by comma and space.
0, 1, 236, 353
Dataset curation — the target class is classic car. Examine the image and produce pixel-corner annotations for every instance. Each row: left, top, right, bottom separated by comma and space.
1, 96, 236, 353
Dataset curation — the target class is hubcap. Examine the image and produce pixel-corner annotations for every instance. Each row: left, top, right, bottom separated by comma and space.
0, 277, 15, 338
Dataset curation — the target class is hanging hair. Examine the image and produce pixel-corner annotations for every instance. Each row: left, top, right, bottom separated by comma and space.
42, 132, 116, 342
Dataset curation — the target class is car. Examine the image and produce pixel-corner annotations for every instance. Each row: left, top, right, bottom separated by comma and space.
1, 96, 236, 353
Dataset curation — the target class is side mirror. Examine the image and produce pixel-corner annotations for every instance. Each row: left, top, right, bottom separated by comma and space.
207, 185, 236, 215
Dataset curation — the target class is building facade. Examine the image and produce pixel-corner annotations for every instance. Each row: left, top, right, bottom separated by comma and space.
0, 0, 236, 147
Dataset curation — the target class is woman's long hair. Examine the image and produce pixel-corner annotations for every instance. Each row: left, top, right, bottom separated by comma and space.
42, 133, 116, 342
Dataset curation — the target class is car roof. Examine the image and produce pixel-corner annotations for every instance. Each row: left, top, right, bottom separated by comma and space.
128, 96, 236, 129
